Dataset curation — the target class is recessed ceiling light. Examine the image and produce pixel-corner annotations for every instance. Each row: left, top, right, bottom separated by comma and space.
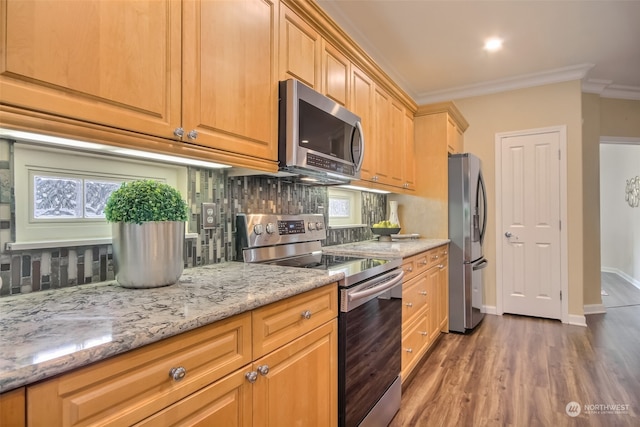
484, 37, 503, 52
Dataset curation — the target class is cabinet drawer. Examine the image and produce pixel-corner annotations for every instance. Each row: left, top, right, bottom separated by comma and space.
401, 312, 430, 378
400, 258, 418, 281
402, 275, 429, 324
134, 368, 252, 427
252, 284, 338, 359
27, 313, 252, 427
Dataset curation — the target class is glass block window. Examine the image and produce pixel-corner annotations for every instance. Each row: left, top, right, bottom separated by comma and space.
327, 188, 362, 227
329, 197, 350, 218
84, 180, 122, 218
34, 176, 83, 219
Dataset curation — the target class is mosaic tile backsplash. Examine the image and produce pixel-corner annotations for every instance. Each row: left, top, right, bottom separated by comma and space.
0, 143, 386, 296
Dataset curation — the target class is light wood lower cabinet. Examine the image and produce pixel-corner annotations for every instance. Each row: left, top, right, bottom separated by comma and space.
25, 284, 338, 427
0, 387, 25, 427
401, 245, 449, 383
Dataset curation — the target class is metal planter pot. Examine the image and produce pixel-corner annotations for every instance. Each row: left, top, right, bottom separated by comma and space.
112, 221, 185, 289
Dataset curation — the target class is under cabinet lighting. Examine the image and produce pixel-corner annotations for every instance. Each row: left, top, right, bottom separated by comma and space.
0, 128, 231, 169
338, 184, 390, 194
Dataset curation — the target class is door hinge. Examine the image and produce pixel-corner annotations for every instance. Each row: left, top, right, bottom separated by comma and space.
559, 220, 562, 230
560, 290, 562, 301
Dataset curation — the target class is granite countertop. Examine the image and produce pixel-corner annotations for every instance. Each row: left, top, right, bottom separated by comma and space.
0, 262, 343, 393
323, 238, 450, 259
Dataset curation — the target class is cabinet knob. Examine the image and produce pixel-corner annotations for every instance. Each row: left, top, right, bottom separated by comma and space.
404, 266, 413, 272
419, 331, 428, 336
405, 348, 413, 353
439, 264, 444, 269
419, 290, 427, 296
257, 365, 270, 376
301, 310, 312, 320
169, 366, 187, 382
173, 127, 184, 138
431, 255, 439, 260
405, 302, 413, 308
418, 260, 428, 266
187, 129, 198, 140
245, 371, 258, 383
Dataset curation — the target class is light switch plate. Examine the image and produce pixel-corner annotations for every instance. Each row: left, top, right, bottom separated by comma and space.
201, 203, 215, 229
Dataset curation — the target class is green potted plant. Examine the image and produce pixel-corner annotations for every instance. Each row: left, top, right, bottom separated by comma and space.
105, 179, 188, 288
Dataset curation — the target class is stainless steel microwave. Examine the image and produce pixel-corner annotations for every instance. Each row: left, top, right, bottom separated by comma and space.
278, 79, 364, 183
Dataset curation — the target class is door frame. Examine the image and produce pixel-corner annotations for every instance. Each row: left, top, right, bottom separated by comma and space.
494, 125, 569, 324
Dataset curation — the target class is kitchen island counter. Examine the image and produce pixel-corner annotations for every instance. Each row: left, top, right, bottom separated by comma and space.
324, 238, 450, 259
0, 262, 343, 393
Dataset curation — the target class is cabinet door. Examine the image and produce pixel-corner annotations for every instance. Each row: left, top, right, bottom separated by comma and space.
389, 99, 405, 188
134, 369, 252, 427
278, 4, 321, 89
0, 387, 25, 427
427, 265, 440, 343
350, 66, 375, 181
253, 320, 337, 427
403, 111, 416, 192
438, 255, 449, 332
321, 41, 350, 106
182, 0, 278, 161
1, 0, 181, 139
372, 85, 392, 185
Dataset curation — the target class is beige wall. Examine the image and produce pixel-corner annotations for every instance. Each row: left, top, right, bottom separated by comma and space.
454, 80, 584, 317
581, 93, 602, 307
600, 98, 640, 137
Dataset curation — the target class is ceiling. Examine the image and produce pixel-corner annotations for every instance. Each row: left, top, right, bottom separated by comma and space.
316, 0, 640, 104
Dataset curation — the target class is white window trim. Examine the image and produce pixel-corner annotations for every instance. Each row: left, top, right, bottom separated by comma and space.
327, 188, 363, 228
13, 143, 188, 247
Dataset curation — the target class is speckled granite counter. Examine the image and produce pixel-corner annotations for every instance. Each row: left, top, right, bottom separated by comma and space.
0, 262, 343, 393
323, 238, 450, 259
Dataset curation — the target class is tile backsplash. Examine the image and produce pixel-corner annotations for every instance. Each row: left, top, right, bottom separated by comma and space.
0, 142, 386, 296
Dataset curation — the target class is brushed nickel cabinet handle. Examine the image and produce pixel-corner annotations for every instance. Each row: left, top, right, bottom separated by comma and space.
173, 127, 184, 138
301, 310, 312, 319
257, 365, 270, 376
245, 371, 258, 383
169, 366, 187, 382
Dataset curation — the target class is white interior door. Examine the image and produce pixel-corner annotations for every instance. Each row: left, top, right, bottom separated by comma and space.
499, 130, 562, 319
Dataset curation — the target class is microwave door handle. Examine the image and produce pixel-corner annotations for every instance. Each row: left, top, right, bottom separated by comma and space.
354, 121, 365, 172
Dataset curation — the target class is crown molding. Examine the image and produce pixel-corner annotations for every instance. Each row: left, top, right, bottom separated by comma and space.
415, 63, 595, 104
582, 79, 640, 100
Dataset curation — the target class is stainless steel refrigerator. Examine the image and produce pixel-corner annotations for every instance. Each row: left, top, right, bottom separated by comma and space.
448, 153, 488, 333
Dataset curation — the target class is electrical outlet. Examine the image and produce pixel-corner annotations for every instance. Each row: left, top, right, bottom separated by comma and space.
201, 203, 215, 229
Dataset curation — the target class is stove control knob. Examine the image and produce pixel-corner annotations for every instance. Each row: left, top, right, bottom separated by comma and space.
308, 222, 316, 231
253, 224, 264, 235
266, 223, 276, 234
315, 222, 324, 230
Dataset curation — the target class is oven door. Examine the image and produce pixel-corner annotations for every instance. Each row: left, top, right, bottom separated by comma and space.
338, 269, 403, 427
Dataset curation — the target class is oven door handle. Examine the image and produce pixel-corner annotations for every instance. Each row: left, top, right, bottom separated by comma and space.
348, 270, 405, 303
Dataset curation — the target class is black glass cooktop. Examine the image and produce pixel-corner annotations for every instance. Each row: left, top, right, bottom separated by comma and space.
265, 252, 397, 287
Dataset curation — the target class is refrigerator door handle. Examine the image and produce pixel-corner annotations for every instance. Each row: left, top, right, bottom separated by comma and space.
477, 169, 488, 246
472, 259, 489, 271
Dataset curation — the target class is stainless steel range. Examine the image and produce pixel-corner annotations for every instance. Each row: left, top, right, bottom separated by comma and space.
236, 213, 404, 427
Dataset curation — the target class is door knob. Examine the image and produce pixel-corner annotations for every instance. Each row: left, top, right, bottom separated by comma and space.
505, 231, 512, 238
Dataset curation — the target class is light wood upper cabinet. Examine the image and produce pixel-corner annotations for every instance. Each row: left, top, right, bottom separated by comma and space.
182, 0, 278, 161
447, 116, 464, 154
350, 66, 375, 181
321, 41, 350, 107
403, 111, 416, 191
389, 99, 406, 188
278, 3, 321, 89
0, 0, 182, 139
371, 85, 392, 185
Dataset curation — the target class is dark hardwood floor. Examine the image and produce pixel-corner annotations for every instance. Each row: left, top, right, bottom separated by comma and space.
390, 305, 640, 426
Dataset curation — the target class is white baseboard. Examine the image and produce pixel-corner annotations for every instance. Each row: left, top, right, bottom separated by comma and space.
483, 305, 498, 315
602, 267, 640, 289
566, 314, 587, 327
584, 304, 607, 315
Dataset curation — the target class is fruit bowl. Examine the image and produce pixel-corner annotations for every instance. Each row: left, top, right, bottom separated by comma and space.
371, 227, 401, 241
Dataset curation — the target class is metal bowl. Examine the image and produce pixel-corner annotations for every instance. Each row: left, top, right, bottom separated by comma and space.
370, 227, 401, 241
